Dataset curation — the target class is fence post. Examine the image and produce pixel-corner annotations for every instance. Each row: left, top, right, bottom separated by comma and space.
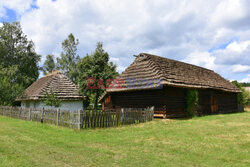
78, 109, 81, 130
19, 107, 22, 118
28, 108, 30, 120
3, 106, 6, 116
80, 109, 83, 128
10, 106, 12, 117
57, 108, 60, 126
41, 108, 44, 123
29, 108, 31, 120
151, 106, 154, 121
121, 108, 124, 125
115, 110, 119, 126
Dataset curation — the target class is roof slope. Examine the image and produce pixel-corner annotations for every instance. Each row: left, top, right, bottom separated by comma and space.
106, 53, 241, 93
16, 71, 83, 101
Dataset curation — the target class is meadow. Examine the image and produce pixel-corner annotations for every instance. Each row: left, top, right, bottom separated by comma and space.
0, 109, 249, 167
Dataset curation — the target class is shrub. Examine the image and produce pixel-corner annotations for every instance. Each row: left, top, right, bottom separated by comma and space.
43, 88, 62, 108
185, 89, 199, 117
232, 81, 249, 107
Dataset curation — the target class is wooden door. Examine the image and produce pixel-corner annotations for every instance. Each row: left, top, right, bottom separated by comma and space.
210, 95, 218, 113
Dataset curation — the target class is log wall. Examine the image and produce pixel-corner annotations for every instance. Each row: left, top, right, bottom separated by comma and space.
198, 90, 238, 115
103, 86, 186, 118
102, 86, 240, 118
218, 92, 238, 113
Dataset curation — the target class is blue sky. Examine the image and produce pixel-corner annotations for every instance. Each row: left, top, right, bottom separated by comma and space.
0, 8, 17, 22
0, 0, 249, 82
208, 37, 239, 53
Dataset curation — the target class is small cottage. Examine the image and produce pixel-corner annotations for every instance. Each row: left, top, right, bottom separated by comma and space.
16, 71, 83, 111
100, 53, 241, 118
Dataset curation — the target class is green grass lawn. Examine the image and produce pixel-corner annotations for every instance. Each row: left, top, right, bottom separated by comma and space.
0, 109, 249, 167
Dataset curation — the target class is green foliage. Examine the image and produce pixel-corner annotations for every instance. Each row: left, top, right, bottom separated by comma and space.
246, 91, 250, 106
185, 89, 199, 117
0, 22, 40, 105
232, 80, 249, 106
0, 66, 24, 106
78, 42, 118, 109
240, 82, 250, 87
0, 22, 40, 88
42, 54, 56, 75
42, 88, 61, 108
57, 33, 80, 83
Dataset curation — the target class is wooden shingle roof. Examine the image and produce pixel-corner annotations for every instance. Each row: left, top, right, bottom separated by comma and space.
16, 71, 83, 101
106, 53, 241, 93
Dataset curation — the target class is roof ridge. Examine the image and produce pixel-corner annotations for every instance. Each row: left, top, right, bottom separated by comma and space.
119, 55, 164, 82
45, 70, 63, 76
141, 55, 165, 82
139, 53, 214, 72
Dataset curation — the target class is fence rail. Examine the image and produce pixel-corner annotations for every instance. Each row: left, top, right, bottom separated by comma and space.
0, 106, 154, 129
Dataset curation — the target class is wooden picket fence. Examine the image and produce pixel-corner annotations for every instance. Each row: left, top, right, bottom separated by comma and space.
0, 106, 79, 128
80, 107, 154, 129
0, 106, 154, 129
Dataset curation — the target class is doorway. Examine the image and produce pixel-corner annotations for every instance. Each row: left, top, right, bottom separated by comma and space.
210, 95, 218, 113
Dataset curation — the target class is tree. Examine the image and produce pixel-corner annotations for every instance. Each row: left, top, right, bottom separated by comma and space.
0, 22, 41, 88
57, 33, 80, 83
0, 66, 24, 106
78, 42, 118, 109
42, 54, 56, 75
0, 22, 40, 105
232, 80, 249, 107
42, 88, 61, 108
240, 82, 250, 87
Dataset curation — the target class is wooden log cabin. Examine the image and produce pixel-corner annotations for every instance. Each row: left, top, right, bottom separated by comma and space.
99, 53, 241, 118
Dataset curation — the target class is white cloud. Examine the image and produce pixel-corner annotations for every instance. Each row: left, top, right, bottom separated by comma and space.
10, 0, 250, 81
241, 74, 250, 82
210, 0, 245, 27
212, 40, 250, 66
232, 65, 250, 73
184, 40, 250, 79
0, 0, 33, 17
117, 66, 126, 73
226, 41, 250, 52
182, 51, 216, 70
110, 57, 119, 62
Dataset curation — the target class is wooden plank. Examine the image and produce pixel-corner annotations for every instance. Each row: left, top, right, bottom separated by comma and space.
57, 109, 59, 126
78, 110, 81, 130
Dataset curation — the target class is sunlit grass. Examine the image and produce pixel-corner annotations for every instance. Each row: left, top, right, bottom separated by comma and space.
0, 109, 249, 167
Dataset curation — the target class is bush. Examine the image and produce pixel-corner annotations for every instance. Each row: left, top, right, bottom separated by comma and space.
232, 81, 249, 107
42, 88, 62, 108
245, 91, 250, 107
185, 89, 199, 117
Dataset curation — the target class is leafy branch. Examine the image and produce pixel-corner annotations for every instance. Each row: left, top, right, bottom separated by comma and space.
43, 88, 61, 108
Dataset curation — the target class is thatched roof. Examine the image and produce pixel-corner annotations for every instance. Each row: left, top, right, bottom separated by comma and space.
100, 53, 240, 100
16, 71, 83, 101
